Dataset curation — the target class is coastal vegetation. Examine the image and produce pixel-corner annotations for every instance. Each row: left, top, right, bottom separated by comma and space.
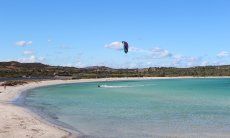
0, 61, 229, 80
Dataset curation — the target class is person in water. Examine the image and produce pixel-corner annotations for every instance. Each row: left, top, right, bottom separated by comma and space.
98, 84, 101, 88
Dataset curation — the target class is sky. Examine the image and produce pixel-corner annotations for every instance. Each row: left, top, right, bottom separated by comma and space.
0, 0, 230, 68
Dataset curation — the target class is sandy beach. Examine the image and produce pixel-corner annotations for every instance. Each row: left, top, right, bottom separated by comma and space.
0, 77, 229, 138
0, 78, 152, 138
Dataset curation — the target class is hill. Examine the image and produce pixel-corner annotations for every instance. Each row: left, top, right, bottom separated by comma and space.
0, 61, 229, 80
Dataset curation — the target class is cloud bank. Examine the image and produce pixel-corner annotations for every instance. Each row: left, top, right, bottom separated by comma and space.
104, 41, 230, 68
18, 55, 45, 63
217, 51, 229, 58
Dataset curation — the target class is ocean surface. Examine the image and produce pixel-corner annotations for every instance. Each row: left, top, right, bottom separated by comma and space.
21, 78, 230, 138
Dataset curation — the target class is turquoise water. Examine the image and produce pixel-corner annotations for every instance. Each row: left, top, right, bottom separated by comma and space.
23, 78, 230, 137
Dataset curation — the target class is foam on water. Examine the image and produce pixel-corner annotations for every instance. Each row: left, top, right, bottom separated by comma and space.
99, 84, 146, 88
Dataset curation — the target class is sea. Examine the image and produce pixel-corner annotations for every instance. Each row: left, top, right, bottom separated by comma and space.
18, 78, 230, 138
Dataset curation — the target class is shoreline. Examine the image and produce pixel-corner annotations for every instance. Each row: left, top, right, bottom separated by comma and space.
0, 77, 230, 138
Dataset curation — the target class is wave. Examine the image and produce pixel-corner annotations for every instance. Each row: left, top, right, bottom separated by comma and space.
99, 85, 132, 88
99, 84, 154, 88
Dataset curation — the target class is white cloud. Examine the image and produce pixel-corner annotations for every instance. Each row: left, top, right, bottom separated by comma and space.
129, 46, 140, 52
103, 42, 230, 67
172, 55, 202, 67
172, 55, 183, 65
38, 57, 45, 61
201, 61, 209, 66
105, 42, 173, 59
212, 61, 228, 66
18, 55, 45, 63
16, 41, 33, 46
18, 55, 36, 63
105, 41, 150, 53
105, 41, 123, 50
64, 63, 73, 67
149, 47, 172, 58
129, 46, 148, 53
217, 51, 229, 58
23, 50, 34, 55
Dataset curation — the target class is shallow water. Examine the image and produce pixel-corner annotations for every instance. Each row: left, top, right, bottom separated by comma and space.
23, 78, 230, 137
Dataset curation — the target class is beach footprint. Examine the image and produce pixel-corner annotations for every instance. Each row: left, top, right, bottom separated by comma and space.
0, 129, 9, 133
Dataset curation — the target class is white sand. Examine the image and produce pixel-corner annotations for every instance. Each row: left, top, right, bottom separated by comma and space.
0, 78, 151, 138
0, 77, 229, 138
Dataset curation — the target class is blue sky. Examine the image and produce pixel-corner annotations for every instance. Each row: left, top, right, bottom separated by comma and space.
0, 0, 229, 68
